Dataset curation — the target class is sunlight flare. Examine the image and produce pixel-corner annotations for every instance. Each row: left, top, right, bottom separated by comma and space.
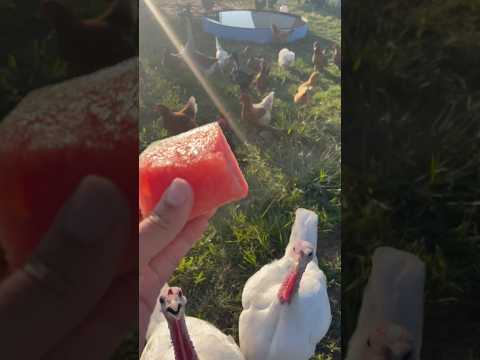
143, 0, 247, 143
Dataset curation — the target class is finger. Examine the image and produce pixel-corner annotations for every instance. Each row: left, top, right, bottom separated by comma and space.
0, 176, 131, 358
139, 178, 193, 269
139, 210, 216, 307
150, 215, 211, 280
45, 273, 137, 360
139, 210, 215, 352
140, 215, 210, 310
138, 215, 210, 352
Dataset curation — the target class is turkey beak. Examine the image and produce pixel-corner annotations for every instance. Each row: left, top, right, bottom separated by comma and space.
171, 301, 179, 311
292, 251, 302, 264
166, 300, 182, 317
299, 250, 313, 266
300, 251, 307, 264
293, 250, 305, 266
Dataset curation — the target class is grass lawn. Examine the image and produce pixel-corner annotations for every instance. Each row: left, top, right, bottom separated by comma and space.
139, 0, 341, 359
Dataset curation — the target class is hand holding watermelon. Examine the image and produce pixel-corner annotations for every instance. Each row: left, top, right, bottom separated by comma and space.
139, 178, 216, 350
0, 176, 137, 358
0, 58, 139, 272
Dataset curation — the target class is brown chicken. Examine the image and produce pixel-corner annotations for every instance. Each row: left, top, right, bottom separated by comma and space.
240, 90, 275, 127
216, 116, 231, 132
216, 116, 237, 152
41, 0, 136, 77
271, 24, 294, 43
253, 59, 270, 93
312, 42, 327, 72
155, 97, 198, 136
294, 71, 319, 104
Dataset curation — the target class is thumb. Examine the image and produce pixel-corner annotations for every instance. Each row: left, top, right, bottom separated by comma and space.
139, 178, 194, 270
0, 176, 131, 358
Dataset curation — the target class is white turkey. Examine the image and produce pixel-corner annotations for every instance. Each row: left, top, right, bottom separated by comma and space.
142, 285, 245, 360
239, 208, 332, 360
345, 246, 425, 360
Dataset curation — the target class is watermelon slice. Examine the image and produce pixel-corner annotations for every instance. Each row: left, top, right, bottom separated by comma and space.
0, 58, 138, 272
139, 122, 249, 219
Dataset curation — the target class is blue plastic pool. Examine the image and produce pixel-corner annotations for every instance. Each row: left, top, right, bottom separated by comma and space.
202, 10, 308, 44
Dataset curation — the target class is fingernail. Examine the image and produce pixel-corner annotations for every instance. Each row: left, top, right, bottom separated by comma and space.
165, 178, 189, 207
64, 176, 128, 244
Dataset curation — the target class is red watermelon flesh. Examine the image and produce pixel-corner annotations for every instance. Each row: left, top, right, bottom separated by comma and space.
139, 122, 249, 219
0, 58, 138, 272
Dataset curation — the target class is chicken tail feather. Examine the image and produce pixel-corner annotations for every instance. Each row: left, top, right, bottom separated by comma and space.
260, 91, 275, 110
181, 97, 198, 120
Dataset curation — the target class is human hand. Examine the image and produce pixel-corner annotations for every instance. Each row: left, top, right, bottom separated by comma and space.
139, 178, 214, 350
0, 176, 136, 360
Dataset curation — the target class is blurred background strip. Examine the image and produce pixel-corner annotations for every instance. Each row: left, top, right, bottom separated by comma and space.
342, 0, 480, 359
0, 1, 139, 358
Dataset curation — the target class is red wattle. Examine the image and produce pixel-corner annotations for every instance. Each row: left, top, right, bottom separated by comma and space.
169, 318, 197, 360
278, 269, 299, 304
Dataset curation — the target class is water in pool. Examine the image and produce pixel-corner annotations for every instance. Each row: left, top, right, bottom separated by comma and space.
218, 11, 297, 29
220, 11, 256, 28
